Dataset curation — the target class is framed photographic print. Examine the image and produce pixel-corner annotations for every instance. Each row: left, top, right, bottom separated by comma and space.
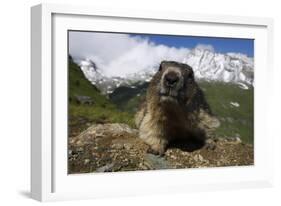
31, 3, 274, 201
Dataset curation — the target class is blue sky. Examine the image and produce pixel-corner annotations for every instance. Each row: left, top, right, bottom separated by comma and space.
131, 34, 254, 57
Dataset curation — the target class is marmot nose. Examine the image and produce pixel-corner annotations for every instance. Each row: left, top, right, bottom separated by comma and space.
165, 72, 179, 87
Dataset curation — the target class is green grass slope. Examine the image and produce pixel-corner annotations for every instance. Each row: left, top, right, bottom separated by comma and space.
68, 56, 134, 130
199, 81, 254, 144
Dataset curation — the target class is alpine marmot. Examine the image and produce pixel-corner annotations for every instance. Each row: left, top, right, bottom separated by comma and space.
135, 61, 220, 155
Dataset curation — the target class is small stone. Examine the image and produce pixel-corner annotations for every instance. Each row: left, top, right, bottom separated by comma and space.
69, 139, 75, 144
226, 136, 242, 144
76, 140, 83, 146
77, 147, 83, 152
194, 154, 204, 162
112, 143, 123, 150
235, 137, 242, 143
124, 143, 132, 150
96, 163, 114, 172
139, 163, 148, 170
170, 155, 176, 159
205, 139, 216, 150
84, 159, 90, 165
144, 154, 171, 169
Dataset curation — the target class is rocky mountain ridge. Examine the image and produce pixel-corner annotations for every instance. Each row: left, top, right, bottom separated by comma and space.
76, 46, 254, 94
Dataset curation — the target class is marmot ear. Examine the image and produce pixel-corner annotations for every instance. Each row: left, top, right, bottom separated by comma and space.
185, 65, 194, 79
189, 69, 194, 79
159, 61, 166, 71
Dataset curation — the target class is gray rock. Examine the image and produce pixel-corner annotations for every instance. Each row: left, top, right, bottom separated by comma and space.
205, 139, 216, 150
112, 143, 124, 150
144, 154, 171, 170
75, 95, 94, 105
76, 123, 138, 143
235, 137, 242, 143
226, 136, 242, 143
124, 143, 133, 150
84, 159, 90, 165
96, 163, 115, 172
77, 147, 83, 152
194, 154, 204, 162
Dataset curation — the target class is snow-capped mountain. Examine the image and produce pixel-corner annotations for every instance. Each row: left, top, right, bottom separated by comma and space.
182, 48, 254, 85
76, 47, 254, 94
78, 59, 158, 94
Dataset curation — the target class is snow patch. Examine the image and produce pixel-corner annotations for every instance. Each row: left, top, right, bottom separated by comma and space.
237, 82, 249, 90
230, 102, 240, 107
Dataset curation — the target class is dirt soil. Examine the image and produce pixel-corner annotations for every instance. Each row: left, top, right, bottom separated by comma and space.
68, 123, 254, 174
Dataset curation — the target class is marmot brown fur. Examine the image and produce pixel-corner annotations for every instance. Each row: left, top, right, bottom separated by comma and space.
135, 61, 220, 155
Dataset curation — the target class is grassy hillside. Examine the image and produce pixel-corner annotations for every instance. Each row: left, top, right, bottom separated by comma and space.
69, 56, 109, 106
68, 56, 135, 132
199, 81, 254, 144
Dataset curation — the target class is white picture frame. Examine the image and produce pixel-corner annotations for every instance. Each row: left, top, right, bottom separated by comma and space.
31, 3, 274, 202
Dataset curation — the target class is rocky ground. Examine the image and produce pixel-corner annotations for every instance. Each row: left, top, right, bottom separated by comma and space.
68, 123, 254, 174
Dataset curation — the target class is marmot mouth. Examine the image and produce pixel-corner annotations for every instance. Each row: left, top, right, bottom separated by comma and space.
160, 94, 177, 98
159, 91, 178, 100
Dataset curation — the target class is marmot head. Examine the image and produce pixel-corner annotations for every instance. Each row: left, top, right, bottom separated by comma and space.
157, 61, 196, 103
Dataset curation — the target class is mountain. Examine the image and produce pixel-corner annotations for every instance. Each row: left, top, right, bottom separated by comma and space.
75, 46, 254, 94
182, 48, 254, 85
68, 56, 136, 131
68, 56, 111, 106
78, 59, 154, 95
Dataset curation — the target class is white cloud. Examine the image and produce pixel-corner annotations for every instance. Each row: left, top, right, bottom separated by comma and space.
69, 31, 196, 77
